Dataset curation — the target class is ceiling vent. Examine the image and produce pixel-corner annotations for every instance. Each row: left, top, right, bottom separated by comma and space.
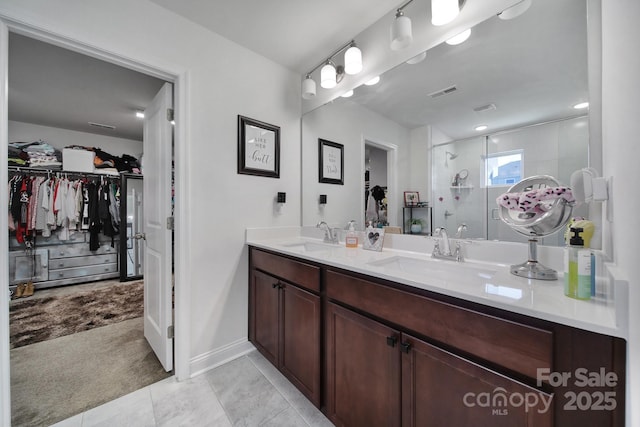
473, 103, 497, 112
428, 85, 457, 98
88, 121, 116, 130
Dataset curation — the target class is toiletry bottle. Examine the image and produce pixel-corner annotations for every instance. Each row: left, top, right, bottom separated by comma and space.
564, 227, 590, 300
346, 221, 358, 248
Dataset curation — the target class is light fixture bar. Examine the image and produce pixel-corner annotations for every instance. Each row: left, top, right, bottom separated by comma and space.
396, 0, 414, 13
304, 39, 358, 78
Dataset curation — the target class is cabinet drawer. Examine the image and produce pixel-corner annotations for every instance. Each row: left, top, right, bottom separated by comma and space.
326, 269, 552, 379
49, 243, 117, 259
48, 263, 118, 280
50, 254, 117, 269
251, 248, 320, 293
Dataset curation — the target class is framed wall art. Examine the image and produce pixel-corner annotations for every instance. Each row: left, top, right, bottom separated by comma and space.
318, 138, 344, 185
404, 191, 420, 207
237, 115, 280, 178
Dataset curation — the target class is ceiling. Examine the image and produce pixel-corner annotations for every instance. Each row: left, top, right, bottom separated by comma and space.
148, 0, 401, 74
8, 33, 167, 141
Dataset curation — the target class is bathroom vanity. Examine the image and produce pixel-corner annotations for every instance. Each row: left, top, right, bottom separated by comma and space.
247, 231, 625, 427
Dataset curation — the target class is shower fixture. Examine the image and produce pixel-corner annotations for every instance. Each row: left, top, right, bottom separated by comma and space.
446, 151, 458, 160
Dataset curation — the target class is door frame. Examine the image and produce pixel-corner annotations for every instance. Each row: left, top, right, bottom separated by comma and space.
0, 18, 192, 424
362, 136, 398, 227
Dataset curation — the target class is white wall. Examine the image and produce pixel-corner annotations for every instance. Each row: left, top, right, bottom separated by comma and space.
302, 100, 410, 228
8, 120, 143, 158
601, 2, 640, 425
0, 0, 301, 378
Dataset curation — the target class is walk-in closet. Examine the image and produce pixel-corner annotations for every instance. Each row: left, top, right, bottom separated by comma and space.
6, 32, 173, 427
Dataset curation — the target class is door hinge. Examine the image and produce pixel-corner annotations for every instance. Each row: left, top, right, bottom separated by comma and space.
167, 216, 174, 230
166, 108, 174, 122
168, 325, 174, 339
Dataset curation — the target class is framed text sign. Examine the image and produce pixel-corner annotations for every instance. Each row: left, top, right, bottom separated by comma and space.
318, 139, 344, 185
237, 115, 280, 178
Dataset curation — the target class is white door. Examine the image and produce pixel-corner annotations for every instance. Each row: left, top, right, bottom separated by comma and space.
0, 20, 12, 427
143, 82, 174, 371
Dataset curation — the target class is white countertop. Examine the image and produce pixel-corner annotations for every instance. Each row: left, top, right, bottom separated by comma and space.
246, 227, 627, 339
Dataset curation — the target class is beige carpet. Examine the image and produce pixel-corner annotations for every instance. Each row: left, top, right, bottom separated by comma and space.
10, 317, 172, 427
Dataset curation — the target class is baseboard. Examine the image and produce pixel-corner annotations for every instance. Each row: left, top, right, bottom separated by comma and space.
189, 338, 256, 378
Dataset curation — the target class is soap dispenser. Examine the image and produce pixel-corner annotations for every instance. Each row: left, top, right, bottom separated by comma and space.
564, 227, 591, 300
346, 220, 358, 248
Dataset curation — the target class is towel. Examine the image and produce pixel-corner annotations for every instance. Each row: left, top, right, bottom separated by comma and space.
497, 186, 574, 213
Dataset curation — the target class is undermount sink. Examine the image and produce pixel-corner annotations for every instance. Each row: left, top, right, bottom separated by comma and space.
367, 256, 497, 281
280, 241, 336, 252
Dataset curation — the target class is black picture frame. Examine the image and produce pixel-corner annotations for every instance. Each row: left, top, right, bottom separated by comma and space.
237, 115, 280, 178
318, 139, 344, 185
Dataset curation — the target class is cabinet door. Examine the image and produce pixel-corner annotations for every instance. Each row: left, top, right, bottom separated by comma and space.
251, 270, 280, 366
326, 302, 401, 427
281, 283, 321, 407
401, 334, 552, 427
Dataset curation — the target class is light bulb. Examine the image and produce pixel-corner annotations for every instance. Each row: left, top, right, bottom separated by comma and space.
344, 45, 362, 75
365, 76, 380, 86
390, 12, 412, 51
320, 62, 337, 89
432, 0, 459, 26
302, 76, 316, 99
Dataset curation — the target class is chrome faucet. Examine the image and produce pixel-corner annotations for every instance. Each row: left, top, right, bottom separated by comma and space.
432, 227, 464, 262
317, 221, 340, 244
455, 223, 467, 238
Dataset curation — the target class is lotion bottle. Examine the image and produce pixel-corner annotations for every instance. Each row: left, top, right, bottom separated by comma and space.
345, 221, 358, 248
564, 227, 590, 300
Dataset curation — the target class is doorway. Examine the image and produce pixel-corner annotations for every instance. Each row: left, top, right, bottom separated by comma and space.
363, 138, 398, 229
0, 25, 180, 424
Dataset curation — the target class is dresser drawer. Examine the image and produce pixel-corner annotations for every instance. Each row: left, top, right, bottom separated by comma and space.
50, 254, 117, 269
49, 243, 117, 259
326, 269, 553, 379
48, 263, 118, 280
251, 248, 320, 293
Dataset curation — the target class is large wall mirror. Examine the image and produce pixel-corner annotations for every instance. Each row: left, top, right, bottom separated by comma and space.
301, 0, 597, 246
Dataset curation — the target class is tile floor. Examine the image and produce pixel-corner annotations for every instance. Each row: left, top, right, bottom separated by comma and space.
50, 349, 334, 427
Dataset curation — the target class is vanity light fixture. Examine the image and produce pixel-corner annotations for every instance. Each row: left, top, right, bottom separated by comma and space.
365, 76, 381, 86
320, 61, 339, 89
573, 101, 589, 109
302, 75, 316, 99
432, 0, 460, 26
302, 39, 363, 97
445, 28, 471, 45
390, 0, 414, 51
344, 42, 363, 75
341, 90, 354, 98
475, 125, 488, 131
135, 111, 145, 119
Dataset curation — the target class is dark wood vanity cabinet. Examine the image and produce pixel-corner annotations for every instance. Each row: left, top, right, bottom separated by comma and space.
249, 248, 321, 407
248, 247, 625, 426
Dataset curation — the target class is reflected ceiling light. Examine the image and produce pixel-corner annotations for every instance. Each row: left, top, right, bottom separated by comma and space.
432, 0, 460, 26
446, 28, 471, 45
135, 111, 145, 119
341, 90, 354, 98
475, 125, 488, 131
302, 75, 316, 99
320, 61, 338, 89
365, 76, 380, 86
344, 42, 363, 75
498, 0, 532, 20
573, 101, 589, 109
406, 51, 427, 65
302, 39, 363, 98
390, 0, 414, 51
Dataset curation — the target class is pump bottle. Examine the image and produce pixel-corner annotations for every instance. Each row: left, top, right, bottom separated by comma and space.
564, 227, 591, 300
